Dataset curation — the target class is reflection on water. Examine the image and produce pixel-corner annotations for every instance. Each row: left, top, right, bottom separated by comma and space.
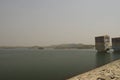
96, 53, 112, 67
112, 52, 120, 60
95, 52, 120, 67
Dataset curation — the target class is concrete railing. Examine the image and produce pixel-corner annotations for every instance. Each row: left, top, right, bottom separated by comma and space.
67, 59, 120, 80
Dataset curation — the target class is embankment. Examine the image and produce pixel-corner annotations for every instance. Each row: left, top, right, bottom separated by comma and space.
67, 59, 120, 80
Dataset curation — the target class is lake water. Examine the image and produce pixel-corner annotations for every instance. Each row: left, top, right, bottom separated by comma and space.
0, 49, 120, 80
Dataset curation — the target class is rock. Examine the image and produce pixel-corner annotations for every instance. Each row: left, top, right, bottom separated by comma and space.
67, 59, 120, 80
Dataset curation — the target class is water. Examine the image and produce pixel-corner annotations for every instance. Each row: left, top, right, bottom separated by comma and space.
0, 49, 120, 80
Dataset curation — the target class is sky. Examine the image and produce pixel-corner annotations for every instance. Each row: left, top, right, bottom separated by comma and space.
0, 0, 120, 46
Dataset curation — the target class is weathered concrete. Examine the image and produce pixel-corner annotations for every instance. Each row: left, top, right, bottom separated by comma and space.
95, 35, 110, 53
67, 59, 120, 80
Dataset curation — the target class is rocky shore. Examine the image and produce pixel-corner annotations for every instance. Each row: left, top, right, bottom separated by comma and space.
67, 59, 120, 80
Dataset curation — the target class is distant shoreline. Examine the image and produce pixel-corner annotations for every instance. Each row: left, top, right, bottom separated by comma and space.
0, 43, 94, 49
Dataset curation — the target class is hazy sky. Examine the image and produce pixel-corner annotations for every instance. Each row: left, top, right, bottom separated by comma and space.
0, 0, 120, 46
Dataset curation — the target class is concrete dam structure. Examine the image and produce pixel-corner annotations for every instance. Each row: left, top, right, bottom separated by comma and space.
95, 35, 120, 53
112, 37, 120, 52
95, 35, 110, 53
67, 35, 120, 80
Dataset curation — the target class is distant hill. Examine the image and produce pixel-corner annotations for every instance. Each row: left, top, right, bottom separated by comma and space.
46, 43, 94, 49
0, 44, 94, 49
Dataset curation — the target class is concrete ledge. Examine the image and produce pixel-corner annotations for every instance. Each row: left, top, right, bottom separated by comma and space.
67, 59, 120, 80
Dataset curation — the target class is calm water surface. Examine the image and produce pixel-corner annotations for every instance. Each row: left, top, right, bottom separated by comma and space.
0, 49, 120, 80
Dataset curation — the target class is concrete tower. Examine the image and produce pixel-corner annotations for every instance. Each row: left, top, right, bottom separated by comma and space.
95, 35, 110, 53
112, 37, 120, 52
